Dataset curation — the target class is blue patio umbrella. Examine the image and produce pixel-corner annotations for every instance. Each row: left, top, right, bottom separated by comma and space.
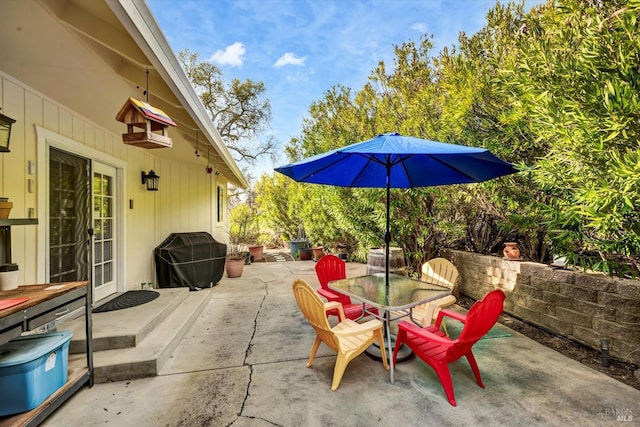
275, 132, 518, 288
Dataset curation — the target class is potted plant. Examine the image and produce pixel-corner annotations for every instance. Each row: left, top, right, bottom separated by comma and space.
0, 197, 12, 219
248, 244, 264, 261
299, 246, 313, 261
312, 246, 324, 261
226, 244, 247, 278
288, 225, 308, 258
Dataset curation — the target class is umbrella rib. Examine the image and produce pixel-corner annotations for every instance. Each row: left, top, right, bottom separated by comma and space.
289, 154, 349, 183
427, 154, 486, 183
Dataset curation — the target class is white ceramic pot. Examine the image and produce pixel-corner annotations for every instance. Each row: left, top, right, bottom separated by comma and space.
0, 269, 19, 291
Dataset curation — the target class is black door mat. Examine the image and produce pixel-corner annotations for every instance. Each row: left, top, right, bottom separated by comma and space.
93, 290, 160, 313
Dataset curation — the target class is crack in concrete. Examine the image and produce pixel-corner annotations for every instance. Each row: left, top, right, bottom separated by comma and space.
234, 294, 266, 424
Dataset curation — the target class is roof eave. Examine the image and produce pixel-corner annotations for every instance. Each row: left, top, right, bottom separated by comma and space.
106, 0, 249, 189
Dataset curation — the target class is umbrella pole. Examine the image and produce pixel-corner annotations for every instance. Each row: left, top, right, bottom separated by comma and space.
385, 161, 391, 292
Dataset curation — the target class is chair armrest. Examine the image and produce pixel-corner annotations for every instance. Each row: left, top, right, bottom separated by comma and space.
434, 308, 467, 328
324, 301, 345, 321
333, 319, 383, 337
397, 320, 454, 346
318, 287, 342, 301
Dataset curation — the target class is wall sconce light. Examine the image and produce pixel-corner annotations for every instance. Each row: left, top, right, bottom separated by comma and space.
0, 111, 16, 153
141, 169, 160, 191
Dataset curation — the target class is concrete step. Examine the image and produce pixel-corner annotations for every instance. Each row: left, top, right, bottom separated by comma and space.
66, 288, 190, 353
64, 288, 211, 383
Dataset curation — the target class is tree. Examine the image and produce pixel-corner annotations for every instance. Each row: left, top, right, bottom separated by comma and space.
178, 49, 276, 165
499, 0, 640, 275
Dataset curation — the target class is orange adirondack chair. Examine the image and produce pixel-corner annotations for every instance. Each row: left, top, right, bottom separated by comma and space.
393, 289, 506, 406
292, 279, 388, 390
315, 254, 378, 320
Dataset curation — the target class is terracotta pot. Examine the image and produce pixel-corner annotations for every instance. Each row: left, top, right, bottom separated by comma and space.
0, 200, 12, 219
249, 245, 264, 261
312, 247, 324, 260
503, 242, 521, 259
225, 259, 245, 278
299, 247, 313, 261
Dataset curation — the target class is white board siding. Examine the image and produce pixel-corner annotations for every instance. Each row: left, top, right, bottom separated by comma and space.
1, 72, 227, 290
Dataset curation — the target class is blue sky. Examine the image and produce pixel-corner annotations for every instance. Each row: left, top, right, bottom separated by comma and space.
147, 0, 543, 174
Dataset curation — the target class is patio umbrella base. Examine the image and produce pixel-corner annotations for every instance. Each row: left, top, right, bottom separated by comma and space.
365, 336, 413, 363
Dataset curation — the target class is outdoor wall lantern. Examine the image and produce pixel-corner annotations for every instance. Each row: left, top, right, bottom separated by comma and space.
141, 170, 160, 191
0, 111, 16, 153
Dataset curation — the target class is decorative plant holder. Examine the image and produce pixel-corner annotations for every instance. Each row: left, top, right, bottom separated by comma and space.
249, 245, 264, 261
225, 259, 245, 278
503, 242, 521, 260
0, 264, 19, 291
312, 247, 324, 261
288, 240, 308, 257
299, 247, 313, 261
0, 198, 12, 219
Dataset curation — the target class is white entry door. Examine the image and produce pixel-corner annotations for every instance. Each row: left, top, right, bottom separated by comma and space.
92, 162, 118, 301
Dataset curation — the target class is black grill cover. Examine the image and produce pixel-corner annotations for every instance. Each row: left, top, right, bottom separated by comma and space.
154, 232, 227, 291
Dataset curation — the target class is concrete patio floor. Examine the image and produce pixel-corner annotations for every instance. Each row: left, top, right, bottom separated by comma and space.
43, 258, 639, 426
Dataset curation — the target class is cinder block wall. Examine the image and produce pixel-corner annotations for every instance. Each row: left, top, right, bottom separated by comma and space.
442, 249, 640, 366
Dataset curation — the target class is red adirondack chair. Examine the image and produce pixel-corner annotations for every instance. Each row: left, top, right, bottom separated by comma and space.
315, 254, 378, 320
393, 289, 506, 406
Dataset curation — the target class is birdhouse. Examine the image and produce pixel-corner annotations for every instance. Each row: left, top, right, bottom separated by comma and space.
116, 97, 177, 149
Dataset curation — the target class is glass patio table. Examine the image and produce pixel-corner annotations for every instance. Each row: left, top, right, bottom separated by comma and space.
329, 272, 451, 383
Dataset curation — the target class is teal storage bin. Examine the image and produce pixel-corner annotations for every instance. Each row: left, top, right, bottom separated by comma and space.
0, 330, 72, 416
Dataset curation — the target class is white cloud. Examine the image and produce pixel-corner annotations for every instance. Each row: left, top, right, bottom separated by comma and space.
411, 22, 428, 33
208, 42, 245, 66
273, 52, 306, 68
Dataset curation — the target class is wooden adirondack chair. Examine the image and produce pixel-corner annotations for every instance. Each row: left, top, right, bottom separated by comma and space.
292, 279, 388, 391
409, 258, 459, 330
393, 289, 506, 406
315, 254, 378, 320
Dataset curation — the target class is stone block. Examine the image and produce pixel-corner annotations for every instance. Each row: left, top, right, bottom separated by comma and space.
538, 313, 573, 335
510, 303, 539, 323
525, 297, 555, 316
616, 310, 640, 326
556, 307, 593, 328
542, 290, 574, 308
572, 325, 603, 350
532, 279, 564, 293
571, 301, 617, 323
503, 299, 515, 313
513, 283, 542, 299
615, 340, 640, 365
508, 292, 527, 306
577, 274, 616, 292
528, 269, 556, 285
515, 274, 531, 287
593, 318, 640, 343
599, 292, 640, 312
547, 268, 576, 285
562, 283, 598, 302
614, 279, 640, 299
518, 262, 540, 276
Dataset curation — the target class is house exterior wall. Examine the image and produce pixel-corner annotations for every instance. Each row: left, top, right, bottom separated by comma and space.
0, 71, 228, 293
442, 249, 640, 366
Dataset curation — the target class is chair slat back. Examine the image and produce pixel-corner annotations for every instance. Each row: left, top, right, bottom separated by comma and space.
315, 254, 351, 305
292, 279, 340, 351
422, 258, 458, 290
447, 289, 505, 361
